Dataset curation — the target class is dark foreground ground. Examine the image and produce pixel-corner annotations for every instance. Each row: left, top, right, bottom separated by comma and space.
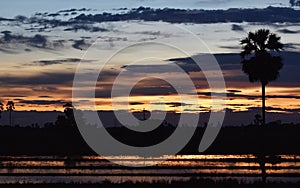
0, 124, 299, 187
1, 180, 300, 188
0, 123, 299, 155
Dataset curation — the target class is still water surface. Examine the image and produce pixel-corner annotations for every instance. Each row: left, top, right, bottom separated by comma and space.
0, 155, 299, 184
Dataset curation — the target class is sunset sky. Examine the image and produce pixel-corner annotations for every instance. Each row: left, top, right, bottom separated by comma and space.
0, 0, 299, 118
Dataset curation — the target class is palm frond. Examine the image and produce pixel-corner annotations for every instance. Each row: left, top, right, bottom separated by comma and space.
240, 29, 283, 85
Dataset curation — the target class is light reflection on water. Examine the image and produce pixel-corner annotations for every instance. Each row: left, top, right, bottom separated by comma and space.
0, 168, 262, 174
0, 176, 190, 184
0, 176, 300, 184
0, 155, 299, 184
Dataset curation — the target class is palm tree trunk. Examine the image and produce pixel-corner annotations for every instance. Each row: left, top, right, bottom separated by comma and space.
9, 110, 11, 126
262, 83, 266, 125
260, 83, 267, 182
259, 155, 267, 183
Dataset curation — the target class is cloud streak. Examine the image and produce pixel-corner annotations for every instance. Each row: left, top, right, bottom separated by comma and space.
64, 25, 108, 32
33, 58, 94, 66
0, 31, 48, 48
19, 99, 67, 105
0, 72, 75, 86
74, 6, 300, 24
72, 39, 90, 50
169, 51, 300, 87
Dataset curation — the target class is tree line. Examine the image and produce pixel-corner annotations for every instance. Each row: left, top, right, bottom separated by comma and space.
0, 101, 75, 127
0, 101, 15, 126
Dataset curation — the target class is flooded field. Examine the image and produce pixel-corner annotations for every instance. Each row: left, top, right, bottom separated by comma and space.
0, 155, 300, 184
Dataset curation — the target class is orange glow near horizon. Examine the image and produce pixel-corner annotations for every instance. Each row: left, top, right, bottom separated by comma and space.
1, 85, 298, 115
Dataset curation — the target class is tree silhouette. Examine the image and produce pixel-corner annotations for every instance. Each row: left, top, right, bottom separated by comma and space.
55, 115, 68, 127
63, 103, 73, 117
254, 114, 263, 126
240, 29, 283, 125
54, 103, 76, 127
0, 102, 3, 119
6, 101, 15, 126
63, 103, 75, 126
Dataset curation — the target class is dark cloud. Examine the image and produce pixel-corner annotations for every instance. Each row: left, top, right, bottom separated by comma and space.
129, 102, 145, 105
72, 39, 90, 50
34, 8, 92, 19
134, 31, 171, 38
96, 84, 178, 98
24, 26, 51, 33
34, 12, 48, 17
145, 102, 188, 107
0, 94, 26, 98
231, 24, 244, 31
97, 36, 128, 48
2, 6, 300, 42
2, 6, 298, 49
39, 96, 52, 98
135, 31, 162, 35
95, 77, 178, 98
97, 70, 120, 83
138, 37, 158, 42
52, 40, 65, 48
219, 45, 241, 50
19, 100, 67, 105
14, 15, 27, 22
0, 31, 50, 49
33, 58, 93, 66
74, 6, 300, 24
196, 91, 228, 97
98, 36, 128, 42
130, 82, 177, 97
64, 25, 108, 32
120, 51, 300, 92
58, 8, 92, 13
285, 108, 300, 113
169, 51, 300, 87
133, 31, 170, 42
267, 95, 300, 99
284, 43, 300, 50
227, 89, 242, 93
197, 91, 300, 100
113, 8, 128, 11
121, 64, 188, 73
247, 106, 300, 113
48, 13, 60, 17
0, 17, 15, 21
0, 72, 75, 86
28, 34, 48, 48
165, 102, 186, 107
277, 29, 300, 34
168, 53, 241, 73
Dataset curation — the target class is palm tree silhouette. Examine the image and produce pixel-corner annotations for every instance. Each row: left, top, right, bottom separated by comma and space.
240, 29, 283, 125
6, 101, 15, 126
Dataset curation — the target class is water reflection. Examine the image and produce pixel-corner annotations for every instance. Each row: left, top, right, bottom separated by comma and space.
0, 155, 299, 184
